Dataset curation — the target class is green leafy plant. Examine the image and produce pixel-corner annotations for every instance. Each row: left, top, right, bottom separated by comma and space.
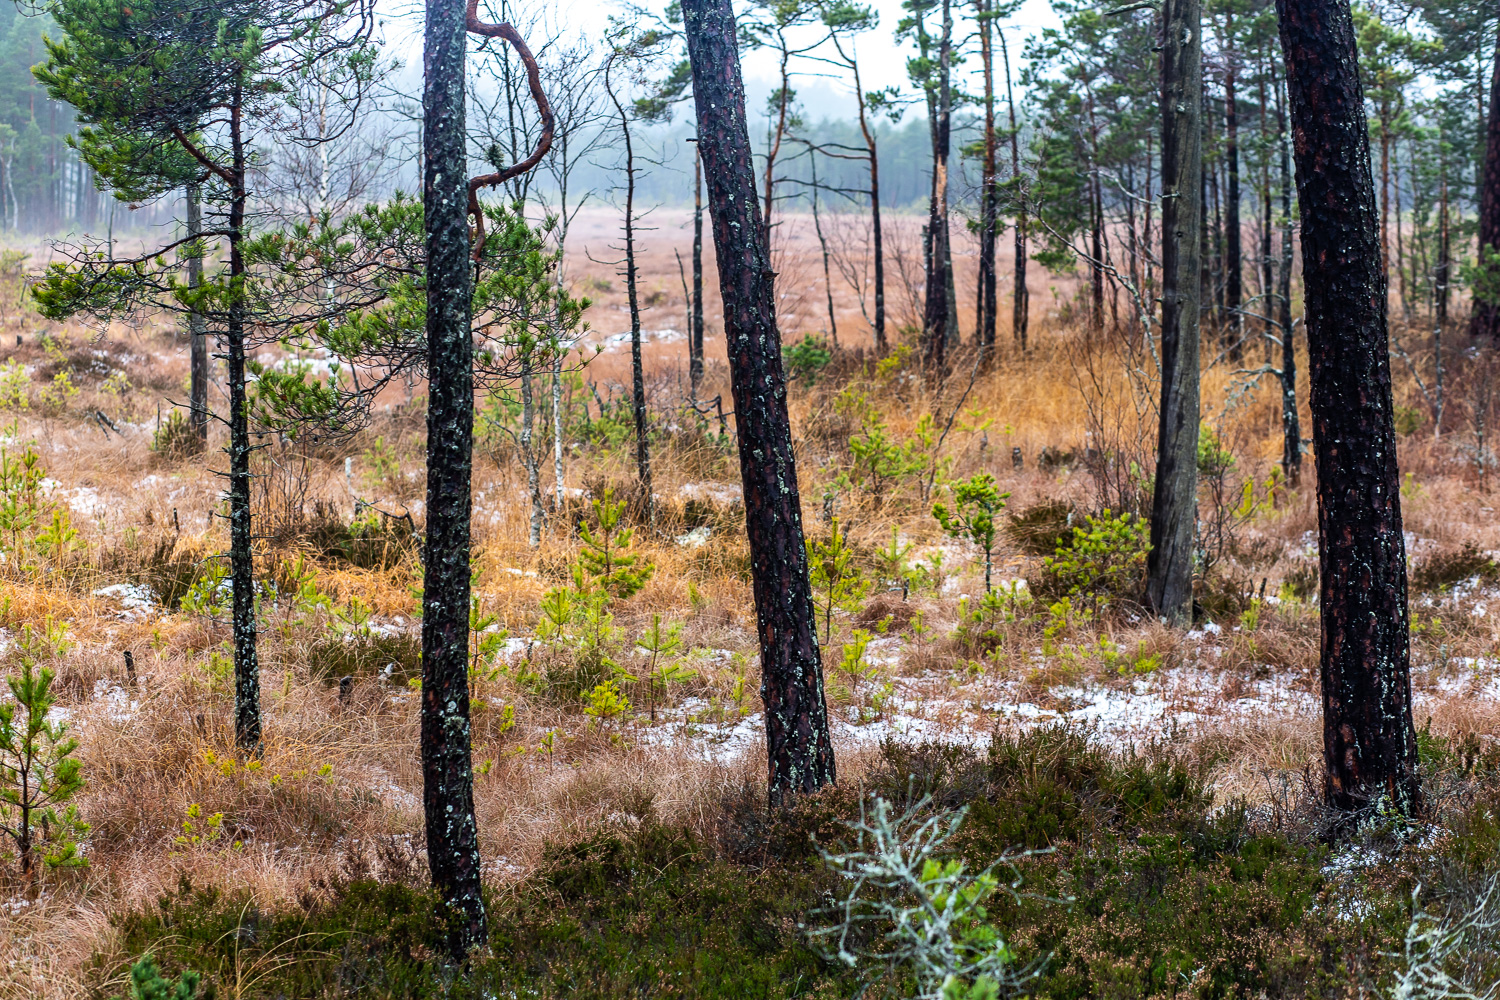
808, 517, 870, 646
1041, 510, 1150, 606
639, 614, 689, 724
933, 473, 1010, 593
0, 621, 89, 873
578, 487, 653, 600
782, 334, 832, 385
0, 359, 28, 411
874, 526, 924, 597
811, 795, 1042, 1000
112, 953, 200, 1000
151, 409, 204, 458
584, 679, 631, 727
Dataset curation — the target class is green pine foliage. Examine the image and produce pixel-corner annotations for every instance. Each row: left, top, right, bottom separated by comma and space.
113, 954, 199, 1000
577, 487, 653, 601
933, 473, 1011, 593
0, 619, 89, 874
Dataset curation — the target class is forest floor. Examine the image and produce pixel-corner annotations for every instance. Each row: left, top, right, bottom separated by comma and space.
0, 220, 1498, 997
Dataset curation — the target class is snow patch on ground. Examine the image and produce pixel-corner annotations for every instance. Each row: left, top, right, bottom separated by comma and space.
678, 481, 742, 506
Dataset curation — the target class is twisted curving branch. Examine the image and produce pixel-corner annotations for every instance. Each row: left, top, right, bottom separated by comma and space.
466, 0, 555, 260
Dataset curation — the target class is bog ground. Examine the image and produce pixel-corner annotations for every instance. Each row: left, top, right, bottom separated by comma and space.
0, 215, 1495, 997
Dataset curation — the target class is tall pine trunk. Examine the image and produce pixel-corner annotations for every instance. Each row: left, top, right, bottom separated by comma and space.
1224, 24, 1242, 358
691, 149, 705, 399
186, 181, 208, 444
922, 0, 953, 373
608, 60, 653, 521
1001, 32, 1028, 350
1276, 67, 1301, 487
1275, 0, 1422, 820
682, 0, 835, 805
1472, 20, 1500, 339
1146, 0, 1201, 626
976, 0, 997, 353
421, 0, 487, 954
227, 91, 260, 755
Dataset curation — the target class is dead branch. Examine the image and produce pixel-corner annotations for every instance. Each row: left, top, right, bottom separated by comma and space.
465, 0, 556, 260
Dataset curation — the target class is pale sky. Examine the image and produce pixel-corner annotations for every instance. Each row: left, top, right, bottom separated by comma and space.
380, 0, 1065, 123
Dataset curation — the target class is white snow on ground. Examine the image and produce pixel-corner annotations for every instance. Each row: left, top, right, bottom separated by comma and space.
93, 583, 157, 619
676, 526, 712, 549
68, 487, 102, 516
678, 481, 742, 506
591, 328, 685, 353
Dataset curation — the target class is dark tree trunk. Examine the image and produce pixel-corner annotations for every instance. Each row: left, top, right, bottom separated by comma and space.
1001, 32, 1027, 351
1146, 0, 1201, 626
922, 0, 952, 373
609, 65, 653, 520
1472, 21, 1500, 339
421, 0, 487, 955
682, 0, 835, 805
837, 31, 885, 353
1259, 71, 1274, 361
1224, 26, 1242, 358
226, 91, 259, 756
691, 150, 705, 399
810, 151, 838, 347
186, 181, 208, 443
1276, 67, 1301, 487
1274, 0, 1422, 820
976, 0, 997, 353
869, 137, 886, 353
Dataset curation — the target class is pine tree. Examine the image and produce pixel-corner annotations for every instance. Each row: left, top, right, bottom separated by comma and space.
683, 0, 836, 805
1275, 0, 1423, 820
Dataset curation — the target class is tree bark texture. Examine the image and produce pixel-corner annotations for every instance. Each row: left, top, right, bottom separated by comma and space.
1001, 32, 1027, 350
922, 0, 953, 372
224, 91, 260, 757
682, 0, 835, 805
1146, 0, 1202, 626
691, 150, 705, 398
1224, 28, 1243, 357
422, 0, 487, 954
1276, 69, 1301, 487
1472, 20, 1500, 339
976, 0, 997, 352
186, 181, 208, 443
1274, 0, 1422, 818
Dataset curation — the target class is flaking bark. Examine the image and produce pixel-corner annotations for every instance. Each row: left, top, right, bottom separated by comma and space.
1274, 0, 1422, 819
682, 0, 835, 806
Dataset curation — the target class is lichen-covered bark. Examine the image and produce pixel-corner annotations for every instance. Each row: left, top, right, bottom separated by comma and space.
1274, 0, 1422, 818
226, 92, 259, 755
682, 0, 835, 805
1471, 22, 1500, 339
422, 0, 487, 955
1146, 0, 1202, 626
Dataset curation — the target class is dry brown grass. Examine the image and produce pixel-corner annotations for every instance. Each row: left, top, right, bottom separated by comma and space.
0, 217, 1498, 997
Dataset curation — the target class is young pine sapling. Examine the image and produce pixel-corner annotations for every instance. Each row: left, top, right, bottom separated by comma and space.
808, 517, 870, 646
638, 613, 691, 723
932, 473, 1010, 593
0, 621, 89, 875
